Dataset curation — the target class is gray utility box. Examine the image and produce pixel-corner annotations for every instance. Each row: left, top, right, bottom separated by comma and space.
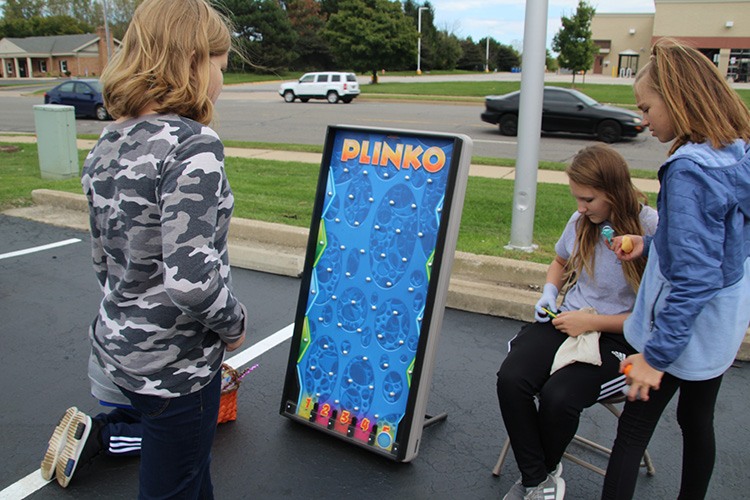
33, 104, 78, 180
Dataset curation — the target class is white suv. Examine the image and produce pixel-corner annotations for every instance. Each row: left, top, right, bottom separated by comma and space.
279, 72, 360, 104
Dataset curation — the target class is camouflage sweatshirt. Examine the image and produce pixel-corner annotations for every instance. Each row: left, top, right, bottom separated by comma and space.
81, 114, 246, 397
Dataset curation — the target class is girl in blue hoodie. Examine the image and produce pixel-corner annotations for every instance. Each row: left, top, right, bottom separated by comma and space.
601, 39, 750, 500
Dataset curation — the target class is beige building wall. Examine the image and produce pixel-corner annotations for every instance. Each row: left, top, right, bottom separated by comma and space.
592, 0, 750, 80
591, 14, 654, 77
653, 0, 750, 38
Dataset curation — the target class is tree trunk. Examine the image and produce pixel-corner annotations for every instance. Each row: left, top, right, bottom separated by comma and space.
371, 70, 379, 84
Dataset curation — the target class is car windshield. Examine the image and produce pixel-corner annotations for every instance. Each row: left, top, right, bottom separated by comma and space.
567, 88, 599, 106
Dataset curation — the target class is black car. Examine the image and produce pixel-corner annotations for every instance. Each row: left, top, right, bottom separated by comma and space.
44, 79, 110, 121
480, 86, 644, 143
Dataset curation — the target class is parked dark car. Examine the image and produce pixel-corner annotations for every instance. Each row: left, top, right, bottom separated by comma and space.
480, 86, 644, 143
44, 79, 110, 121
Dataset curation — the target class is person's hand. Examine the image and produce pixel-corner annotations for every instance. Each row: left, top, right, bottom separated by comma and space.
226, 333, 245, 352
621, 353, 663, 401
610, 235, 644, 261
534, 283, 558, 322
551, 310, 594, 337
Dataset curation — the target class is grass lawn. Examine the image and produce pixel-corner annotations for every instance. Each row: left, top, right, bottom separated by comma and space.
0, 142, 658, 264
360, 80, 750, 109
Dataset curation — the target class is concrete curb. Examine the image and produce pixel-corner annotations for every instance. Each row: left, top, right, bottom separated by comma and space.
5, 189, 748, 362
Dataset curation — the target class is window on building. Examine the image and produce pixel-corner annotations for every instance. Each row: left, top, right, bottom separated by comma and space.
39, 60, 47, 73
60, 60, 68, 73
6, 62, 12, 75
728, 49, 749, 83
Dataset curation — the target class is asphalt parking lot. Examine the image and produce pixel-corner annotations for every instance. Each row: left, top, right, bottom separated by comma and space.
1, 214, 749, 499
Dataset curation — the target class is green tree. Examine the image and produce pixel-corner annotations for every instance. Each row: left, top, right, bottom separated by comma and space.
0, 14, 92, 37
431, 30, 462, 70
1, 0, 45, 20
222, 0, 298, 73
323, 0, 417, 83
495, 43, 521, 71
105, 0, 143, 40
456, 37, 483, 71
545, 49, 559, 72
552, 0, 596, 86
318, 0, 341, 18
404, 1, 440, 71
495, 43, 520, 72
286, 0, 333, 71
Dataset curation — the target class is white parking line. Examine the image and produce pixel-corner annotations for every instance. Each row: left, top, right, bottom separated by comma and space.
0, 324, 294, 499
0, 470, 51, 500
0, 238, 82, 260
224, 323, 294, 369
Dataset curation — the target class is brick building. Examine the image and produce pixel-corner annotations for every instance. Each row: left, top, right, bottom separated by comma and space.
0, 27, 117, 79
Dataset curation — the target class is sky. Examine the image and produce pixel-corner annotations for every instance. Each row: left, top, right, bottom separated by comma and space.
430, 0, 656, 49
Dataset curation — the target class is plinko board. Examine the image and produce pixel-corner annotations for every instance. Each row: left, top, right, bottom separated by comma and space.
280, 125, 472, 462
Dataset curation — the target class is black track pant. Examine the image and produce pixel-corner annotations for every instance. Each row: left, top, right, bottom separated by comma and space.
601, 372, 723, 500
497, 321, 635, 487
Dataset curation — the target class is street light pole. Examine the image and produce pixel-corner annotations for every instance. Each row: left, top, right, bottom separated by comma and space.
417, 7, 428, 75
506, 0, 549, 252
102, 0, 112, 61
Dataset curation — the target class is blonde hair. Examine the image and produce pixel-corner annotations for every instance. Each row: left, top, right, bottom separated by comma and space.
101, 0, 232, 125
635, 37, 750, 155
565, 145, 649, 292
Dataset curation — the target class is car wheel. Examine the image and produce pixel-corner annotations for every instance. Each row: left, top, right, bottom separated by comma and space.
327, 91, 339, 104
95, 105, 109, 121
499, 115, 518, 136
283, 91, 295, 103
342, 97, 353, 104
300, 98, 310, 103
597, 120, 622, 143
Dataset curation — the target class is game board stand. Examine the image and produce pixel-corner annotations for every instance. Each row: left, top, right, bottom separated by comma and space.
422, 412, 447, 428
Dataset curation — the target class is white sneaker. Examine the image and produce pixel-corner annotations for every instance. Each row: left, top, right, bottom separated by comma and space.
503, 477, 526, 500
551, 462, 563, 478
523, 474, 565, 500
40, 407, 78, 481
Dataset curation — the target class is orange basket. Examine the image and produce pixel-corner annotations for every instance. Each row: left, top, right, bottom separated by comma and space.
218, 364, 240, 424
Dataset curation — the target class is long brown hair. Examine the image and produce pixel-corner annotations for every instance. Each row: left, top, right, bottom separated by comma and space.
101, 0, 233, 125
636, 38, 750, 155
565, 145, 649, 292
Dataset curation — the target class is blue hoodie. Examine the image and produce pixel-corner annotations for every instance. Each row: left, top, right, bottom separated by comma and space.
624, 140, 750, 381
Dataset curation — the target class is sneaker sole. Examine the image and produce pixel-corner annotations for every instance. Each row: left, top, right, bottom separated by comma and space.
40, 407, 78, 481
555, 477, 566, 500
55, 412, 92, 488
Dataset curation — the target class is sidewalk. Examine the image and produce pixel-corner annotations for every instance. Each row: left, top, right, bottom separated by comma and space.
1, 134, 746, 360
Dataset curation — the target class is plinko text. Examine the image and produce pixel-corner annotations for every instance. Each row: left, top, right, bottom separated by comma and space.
340, 138, 446, 173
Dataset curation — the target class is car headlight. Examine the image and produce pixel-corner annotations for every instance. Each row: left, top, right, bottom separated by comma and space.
629, 117, 642, 125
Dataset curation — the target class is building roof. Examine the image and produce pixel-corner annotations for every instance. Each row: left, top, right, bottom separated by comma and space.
0, 33, 99, 57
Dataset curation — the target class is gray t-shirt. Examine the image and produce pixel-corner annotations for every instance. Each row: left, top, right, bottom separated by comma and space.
555, 206, 658, 316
